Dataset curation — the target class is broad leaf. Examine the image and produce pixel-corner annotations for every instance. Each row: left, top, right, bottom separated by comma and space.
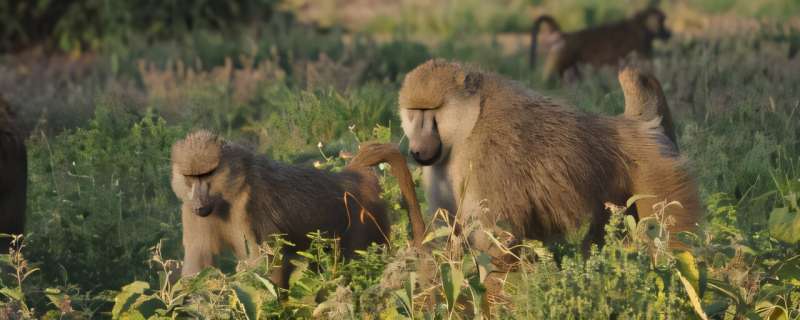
112, 281, 150, 319
768, 207, 800, 244
440, 263, 463, 313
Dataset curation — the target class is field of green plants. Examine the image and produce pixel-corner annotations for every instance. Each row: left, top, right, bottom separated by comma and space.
1, 0, 799, 319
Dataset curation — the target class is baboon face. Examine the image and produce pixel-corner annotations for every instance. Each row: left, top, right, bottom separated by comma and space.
171, 131, 230, 217
173, 169, 225, 217
401, 109, 442, 165
639, 8, 671, 40
399, 61, 482, 166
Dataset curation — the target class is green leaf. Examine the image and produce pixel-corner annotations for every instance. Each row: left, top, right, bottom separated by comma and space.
440, 263, 463, 313
624, 215, 638, 238
112, 281, 150, 319
233, 284, 262, 320
475, 252, 494, 283
467, 274, 486, 316
393, 289, 412, 317
405, 271, 416, 312
707, 279, 742, 304
769, 255, 800, 285
768, 207, 800, 244
677, 270, 709, 320
755, 300, 788, 320
675, 251, 701, 294
422, 226, 452, 245
131, 295, 165, 318
44, 288, 72, 312
253, 273, 279, 298
0, 287, 23, 301
626, 194, 656, 208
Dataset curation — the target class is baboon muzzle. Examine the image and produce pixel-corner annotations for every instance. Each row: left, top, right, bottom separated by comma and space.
408, 111, 442, 166
659, 29, 672, 40
189, 182, 215, 217
411, 142, 442, 166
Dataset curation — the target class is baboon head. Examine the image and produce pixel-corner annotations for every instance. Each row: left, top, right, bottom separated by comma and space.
636, 8, 671, 40
398, 60, 483, 166
171, 130, 238, 217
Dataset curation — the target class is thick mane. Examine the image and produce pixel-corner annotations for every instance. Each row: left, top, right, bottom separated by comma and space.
465, 73, 632, 239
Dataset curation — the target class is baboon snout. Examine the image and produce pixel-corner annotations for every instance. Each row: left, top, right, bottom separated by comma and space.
409, 137, 442, 166
405, 109, 443, 165
189, 182, 215, 217
659, 28, 672, 40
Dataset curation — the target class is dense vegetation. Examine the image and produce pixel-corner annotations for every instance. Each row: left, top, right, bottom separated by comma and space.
1, 0, 799, 319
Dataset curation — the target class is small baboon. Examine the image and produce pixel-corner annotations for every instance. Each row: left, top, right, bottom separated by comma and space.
531, 8, 672, 81
619, 67, 678, 147
171, 131, 424, 288
0, 96, 27, 254
399, 59, 700, 257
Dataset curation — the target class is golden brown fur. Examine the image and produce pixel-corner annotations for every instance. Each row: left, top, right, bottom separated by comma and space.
619, 67, 678, 148
531, 8, 672, 81
171, 131, 424, 287
0, 96, 27, 254
399, 59, 700, 254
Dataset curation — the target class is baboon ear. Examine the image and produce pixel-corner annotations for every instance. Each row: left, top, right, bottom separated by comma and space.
458, 71, 482, 95
644, 13, 662, 33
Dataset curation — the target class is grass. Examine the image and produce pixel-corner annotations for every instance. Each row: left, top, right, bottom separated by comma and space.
2, 1, 800, 319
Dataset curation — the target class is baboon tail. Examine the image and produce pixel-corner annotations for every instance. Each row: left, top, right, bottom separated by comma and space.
347, 143, 425, 247
530, 15, 560, 69
619, 67, 679, 149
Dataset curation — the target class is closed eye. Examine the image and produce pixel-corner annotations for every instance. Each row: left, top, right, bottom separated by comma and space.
196, 168, 216, 179
183, 167, 216, 180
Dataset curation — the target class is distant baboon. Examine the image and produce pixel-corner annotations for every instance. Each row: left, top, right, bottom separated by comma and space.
531, 8, 672, 81
399, 59, 700, 259
171, 131, 424, 288
619, 67, 678, 148
0, 96, 27, 254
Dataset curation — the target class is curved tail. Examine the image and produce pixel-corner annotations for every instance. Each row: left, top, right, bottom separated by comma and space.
618, 67, 678, 149
530, 15, 561, 69
347, 143, 425, 248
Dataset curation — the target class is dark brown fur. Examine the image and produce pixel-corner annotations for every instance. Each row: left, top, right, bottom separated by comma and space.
400, 59, 700, 253
531, 8, 672, 81
171, 131, 424, 287
0, 96, 27, 254
619, 67, 678, 148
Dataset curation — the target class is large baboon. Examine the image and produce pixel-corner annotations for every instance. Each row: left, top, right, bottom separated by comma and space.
399, 60, 700, 257
619, 67, 677, 147
171, 131, 424, 288
531, 8, 672, 81
0, 96, 27, 254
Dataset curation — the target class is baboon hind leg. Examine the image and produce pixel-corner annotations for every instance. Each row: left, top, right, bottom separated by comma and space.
629, 157, 701, 248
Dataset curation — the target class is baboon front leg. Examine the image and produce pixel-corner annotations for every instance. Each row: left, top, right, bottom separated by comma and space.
630, 158, 701, 248
182, 244, 214, 276
269, 251, 296, 289
581, 207, 611, 256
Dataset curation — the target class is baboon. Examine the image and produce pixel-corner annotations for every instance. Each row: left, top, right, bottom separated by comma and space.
530, 8, 672, 81
0, 96, 27, 254
399, 59, 700, 258
619, 67, 678, 147
171, 130, 425, 288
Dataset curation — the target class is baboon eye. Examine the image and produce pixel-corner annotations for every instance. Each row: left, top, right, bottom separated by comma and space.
196, 168, 216, 179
